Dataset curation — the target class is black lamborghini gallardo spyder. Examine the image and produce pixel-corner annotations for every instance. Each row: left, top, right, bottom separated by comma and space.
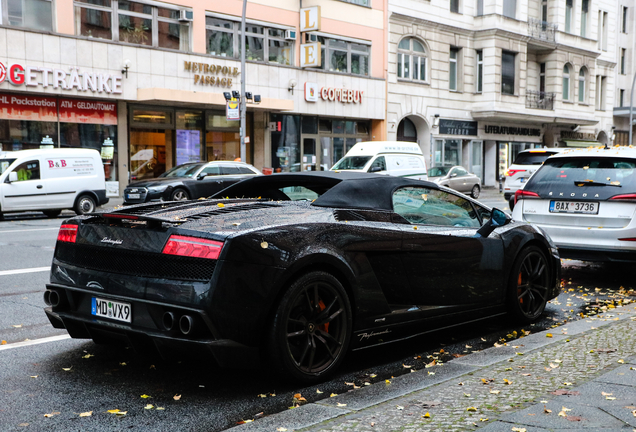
44, 172, 560, 382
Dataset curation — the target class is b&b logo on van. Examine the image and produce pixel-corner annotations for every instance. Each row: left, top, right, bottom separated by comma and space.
47, 159, 68, 169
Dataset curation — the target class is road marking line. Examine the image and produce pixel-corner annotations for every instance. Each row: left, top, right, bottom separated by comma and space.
0, 228, 59, 234
0, 267, 50, 276
0, 334, 71, 351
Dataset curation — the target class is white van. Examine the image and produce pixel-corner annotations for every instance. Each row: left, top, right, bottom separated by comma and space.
330, 141, 428, 180
0, 149, 109, 218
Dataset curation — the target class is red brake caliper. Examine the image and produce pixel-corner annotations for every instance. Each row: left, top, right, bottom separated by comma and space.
318, 300, 329, 333
517, 273, 523, 304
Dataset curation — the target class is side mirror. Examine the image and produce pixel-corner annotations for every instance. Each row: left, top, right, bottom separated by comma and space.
450, 173, 457, 178
369, 166, 382, 173
197, 173, 208, 180
8, 171, 18, 183
475, 208, 511, 238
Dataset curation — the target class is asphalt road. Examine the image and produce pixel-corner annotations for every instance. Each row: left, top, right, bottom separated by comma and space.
0, 198, 633, 432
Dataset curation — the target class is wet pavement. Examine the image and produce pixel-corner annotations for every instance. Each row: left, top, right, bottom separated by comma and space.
231, 305, 636, 432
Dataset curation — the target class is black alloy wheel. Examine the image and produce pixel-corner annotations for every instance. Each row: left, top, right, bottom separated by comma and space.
269, 271, 352, 383
470, 185, 480, 199
508, 246, 550, 324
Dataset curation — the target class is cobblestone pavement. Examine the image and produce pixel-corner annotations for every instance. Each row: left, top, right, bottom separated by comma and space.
300, 309, 636, 432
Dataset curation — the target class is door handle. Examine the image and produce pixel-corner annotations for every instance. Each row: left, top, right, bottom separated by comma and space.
37, 185, 43, 189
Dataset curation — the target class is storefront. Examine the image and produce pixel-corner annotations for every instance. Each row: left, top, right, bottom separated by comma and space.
432, 119, 484, 182
128, 106, 253, 181
0, 92, 119, 182
482, 124, 545, 181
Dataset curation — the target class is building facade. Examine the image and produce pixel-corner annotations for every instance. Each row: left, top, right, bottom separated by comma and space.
388, 0, 618, 187
0, 0, 387, 194
613, 0, 634, 144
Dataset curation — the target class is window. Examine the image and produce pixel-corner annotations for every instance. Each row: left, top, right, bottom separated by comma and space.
12, 160, 40, 181
539, 63, 546, 93
621, 49, 626, 75
503, 0, 516, 19
581, 0, 588, 37
74, 0, 190, 50
597, 11, 608, 51
595, 75, 606, 110
476, 0, 483, 16
3, 0, 53, 31
501, 51, 515, 95
562, 64, 571, 101
476, 50, 483, 93
392, 187, 481, 228
565, 0, 573, 33
450, 0, 460, 13
578, 67, 586, 103
449, 48, 459, 91
206, 17, 293, 65
369, 156, 386, 172
315, 36, 370, 76
397, 38, 427, 82
341, 0, 370, 5
620, 89, 625, 107
623, 7, 628, 33
541, 0, 548, 22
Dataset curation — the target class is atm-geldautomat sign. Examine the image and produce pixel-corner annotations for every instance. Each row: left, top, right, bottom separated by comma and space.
0, 62, 122, 94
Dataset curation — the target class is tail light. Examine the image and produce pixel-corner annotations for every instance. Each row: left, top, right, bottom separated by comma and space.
57, 224, 78, 243
162, 235, 224, 260
610, 194, 636, 203
619, 238, 636, 241
514, 189, 539, 205
506, 169, 526, 177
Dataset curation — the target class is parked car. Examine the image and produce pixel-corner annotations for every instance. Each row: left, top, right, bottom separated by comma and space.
512, 146, 636, 262
428, 165, 481, 198
0, 148, 108, 218
331, 141, 428, 180
505, 148, 564, 209
123, 161, 262, 205
45, 172, 560, 382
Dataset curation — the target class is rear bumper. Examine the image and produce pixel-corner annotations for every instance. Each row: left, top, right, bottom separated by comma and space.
558, 247, 636, 262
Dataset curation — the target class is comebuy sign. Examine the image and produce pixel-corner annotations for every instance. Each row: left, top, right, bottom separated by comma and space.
320, 87, 364, 104
0, 61, 122, 94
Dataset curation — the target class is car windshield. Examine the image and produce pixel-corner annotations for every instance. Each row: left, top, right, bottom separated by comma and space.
0, 159, 16, 175
513, 151, 558, 165
428, 166, 451, 177
331, 156, 372, 170
160, 163, 205, 178
528, 157, 636, 192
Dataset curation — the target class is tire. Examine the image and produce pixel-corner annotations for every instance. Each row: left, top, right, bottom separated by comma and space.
43, 210, 61, 218
170, 188, 190, 201
470, 185, 480, 199
74, 195, 96, 215
507, 246, 550, 324
268, 271, 352, 383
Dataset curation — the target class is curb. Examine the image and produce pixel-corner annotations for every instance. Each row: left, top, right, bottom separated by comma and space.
229, 305, 636, 431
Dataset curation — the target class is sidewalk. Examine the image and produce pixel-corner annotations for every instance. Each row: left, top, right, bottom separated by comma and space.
232, 306, 636, 432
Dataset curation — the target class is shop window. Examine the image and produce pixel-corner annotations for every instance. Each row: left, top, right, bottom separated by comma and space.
501, 51, 515, 95
2, 0, 53, 31
206, 16, 293, 65
313, 35, 370, 76
0, 120, 57, 151
205, 111, 251, 162
302, 117, 318, 134
74, 0, 190, 50
397, 37, 427, 82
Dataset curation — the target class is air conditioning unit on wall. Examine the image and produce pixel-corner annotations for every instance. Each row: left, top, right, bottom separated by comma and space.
179, 10, 193, 22
285, 30, 297, 40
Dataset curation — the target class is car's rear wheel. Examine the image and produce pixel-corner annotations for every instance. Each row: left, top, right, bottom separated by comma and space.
507, 246, 550, 324
269, 271, 352, 383
470, 185, 480, 198
74, 195, 96, 215
170, 188, 190, 201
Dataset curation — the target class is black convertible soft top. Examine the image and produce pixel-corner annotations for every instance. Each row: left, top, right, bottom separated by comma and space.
212, 171, 436, 211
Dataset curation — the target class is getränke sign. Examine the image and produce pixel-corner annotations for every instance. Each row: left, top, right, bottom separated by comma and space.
0, 62, 122, 94
320, 87, 364, 104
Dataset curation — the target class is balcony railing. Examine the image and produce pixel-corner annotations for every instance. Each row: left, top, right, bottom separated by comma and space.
526, 90, 555, 110
528, 18, 557, 43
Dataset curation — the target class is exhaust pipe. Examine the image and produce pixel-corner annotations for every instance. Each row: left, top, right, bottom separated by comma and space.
43, 290, 51, 306
48, 290, 61, 308
179, 315, 194, 335
162, 312, 175, 331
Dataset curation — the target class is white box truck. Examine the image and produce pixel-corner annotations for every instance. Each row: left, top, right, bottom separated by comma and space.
0, 148, 109, 218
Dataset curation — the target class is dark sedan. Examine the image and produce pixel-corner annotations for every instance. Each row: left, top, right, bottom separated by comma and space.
44, 172, 560, 382
123, 161, 261, 204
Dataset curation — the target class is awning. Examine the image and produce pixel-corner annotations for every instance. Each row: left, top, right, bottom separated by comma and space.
562, 140, 602, 148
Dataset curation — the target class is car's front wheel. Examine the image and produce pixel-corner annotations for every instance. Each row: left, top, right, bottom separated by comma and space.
507, 246, 550, 324
470, 185, 480, 198
269, 271, 352, 383
170, 188, 190, 201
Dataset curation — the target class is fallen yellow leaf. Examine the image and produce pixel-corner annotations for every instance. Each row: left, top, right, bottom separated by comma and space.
337, 403, 347, 407
277, 428, 288, 432
546, 333, 553, 338
82, 354, 94, 359
173, 394, 182, 401
144, 404, 154, 409
43, 412, 60, 418
217, 203, 225, 208
316, 390, 323, 394
79, 411, 92, 417
1, 340, 6, 345
422, 412, 430, 418
141, 394, 152, 399
330, 393, 338, 397
466, 407, 477, 412
156, 407, 165, 410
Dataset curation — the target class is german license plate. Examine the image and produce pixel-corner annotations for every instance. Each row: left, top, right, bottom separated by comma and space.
549, 201, 599, 214
127, 193, 140, 199
91, 297, 131, 323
